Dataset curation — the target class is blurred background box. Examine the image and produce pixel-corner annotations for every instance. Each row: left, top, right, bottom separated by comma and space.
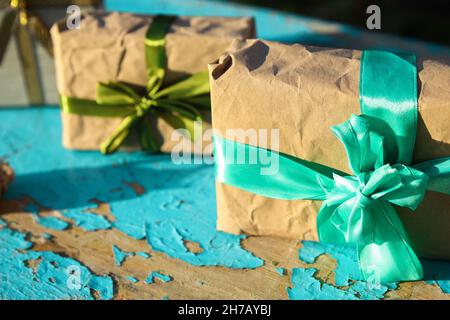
105, 0, 450, 58
0, 0, 102, 106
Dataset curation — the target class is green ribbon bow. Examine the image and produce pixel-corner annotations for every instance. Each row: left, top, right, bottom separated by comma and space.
60, 15, 210, 154
213, 50, 450, 283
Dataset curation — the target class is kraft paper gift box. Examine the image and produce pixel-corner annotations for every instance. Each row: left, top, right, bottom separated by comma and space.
50, 11, 255, 153
209, 39, 450, 261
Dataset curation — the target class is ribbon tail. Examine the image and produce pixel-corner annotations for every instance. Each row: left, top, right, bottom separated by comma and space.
154, 99, 202, 121
213, 135, 336, 200
358, 201, 423, 283
100, 115, 138, 154
413, 156, 450, 195
318, 199, 375, 245
156, 111, 199, 143
60, 96, 134, 117
317, 204, 348, 244
0, 7, 17, 64
137, 115, 160, 152
153, 71, 211, 100
182, 95, 211, 109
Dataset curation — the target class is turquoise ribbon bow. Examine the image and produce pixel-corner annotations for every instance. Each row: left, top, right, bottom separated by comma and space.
213, 50, 450, 283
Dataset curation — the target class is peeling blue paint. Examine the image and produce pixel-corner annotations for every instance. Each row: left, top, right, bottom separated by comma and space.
276, 267, 286, 276
288, 268, 390, 300
299, 241, 361, 286
146, 220, 262, 268
0, 226, 113, 300
126, 276, 139, 283
63, 209, 112, 231
299, 241, 450, 295
288, 268, 357, 300
112, 245, 134, 266
295, 241, 397, 299
146, 271, 172, 284
1, 108, 262, 273
42, 233, 52, 240
435, 280, 450, 294
1, 107, 449, 298
137, 252, 151, 259
38, 216, 70, 231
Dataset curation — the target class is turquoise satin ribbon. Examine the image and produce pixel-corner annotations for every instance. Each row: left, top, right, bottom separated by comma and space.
213, 50, 450, 283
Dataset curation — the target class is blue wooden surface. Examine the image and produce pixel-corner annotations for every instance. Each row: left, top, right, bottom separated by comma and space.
1, 107, 449, 300
1, 0, 450, 300
0, 107, 262, 299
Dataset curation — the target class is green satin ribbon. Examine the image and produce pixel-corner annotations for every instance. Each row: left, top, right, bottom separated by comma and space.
213, 50, 450, 283
60, 15, 211, 154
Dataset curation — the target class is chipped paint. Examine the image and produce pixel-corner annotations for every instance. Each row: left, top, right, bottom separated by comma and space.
288, 268, 357, 300
136, 252, 151, 259
295, 241, 397, 299
63, 209, 112, 231
145, 271, 172, 284
146, 220, 262, 268
126, 276, 139, 283
1, 108, 262, 272
112, 245, 134, 266
1, 107, 449, 299
276, 268, 286, 276
0, 226, 113, 300
288, 268, 391, 300
42, 233, 53, 240
298, 240, 450, 295
37, 216, 70, 231
299, 241, 362, 286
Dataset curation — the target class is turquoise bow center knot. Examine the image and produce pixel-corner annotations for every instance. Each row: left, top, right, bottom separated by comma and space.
355, 187, 373, 209
325, 163, 428, 212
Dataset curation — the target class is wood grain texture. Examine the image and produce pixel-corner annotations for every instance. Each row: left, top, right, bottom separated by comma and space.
1, 196, 448, 300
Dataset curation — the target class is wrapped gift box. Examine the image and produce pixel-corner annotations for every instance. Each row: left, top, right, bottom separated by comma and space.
209, 39, 450, 260
51, 11, 255, 153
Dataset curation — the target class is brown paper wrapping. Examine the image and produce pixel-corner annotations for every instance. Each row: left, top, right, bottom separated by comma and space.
50, 11, 255, 152
209, 39, 450, 260
0, 162, 14, 199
